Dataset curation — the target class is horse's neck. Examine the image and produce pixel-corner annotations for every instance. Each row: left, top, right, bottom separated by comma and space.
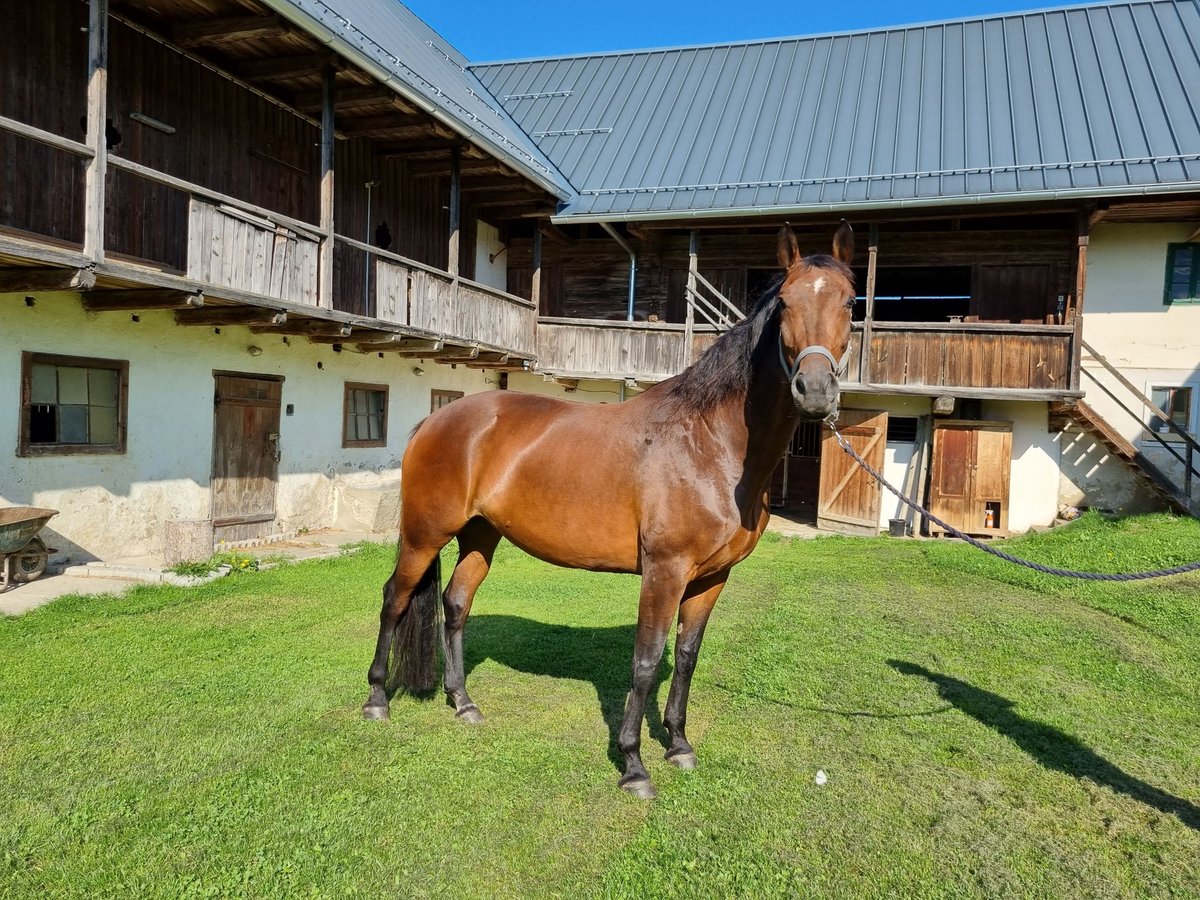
717, 365, 799, 512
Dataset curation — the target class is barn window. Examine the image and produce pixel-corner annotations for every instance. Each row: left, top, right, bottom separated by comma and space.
19, 352, 128, 456
431, 389, 464, 413
886, 417, 920, 442
1164, 244, 1200, 304
1146, 385, 1194, 438
343, 383, 388, 448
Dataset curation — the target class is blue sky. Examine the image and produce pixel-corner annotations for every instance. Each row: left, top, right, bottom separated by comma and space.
404, 0, 1083, 62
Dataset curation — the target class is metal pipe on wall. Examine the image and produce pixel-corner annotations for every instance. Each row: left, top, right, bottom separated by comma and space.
600, 222, 636, 322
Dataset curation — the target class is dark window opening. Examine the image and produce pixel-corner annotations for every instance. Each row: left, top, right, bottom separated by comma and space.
851, 266, 973, 322
886, 417, 920, 442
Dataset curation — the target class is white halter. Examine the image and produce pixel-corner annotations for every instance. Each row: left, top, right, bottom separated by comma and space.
777, 332, 849, 382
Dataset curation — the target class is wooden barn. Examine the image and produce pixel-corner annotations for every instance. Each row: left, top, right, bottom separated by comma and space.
1, 0, 1198, 563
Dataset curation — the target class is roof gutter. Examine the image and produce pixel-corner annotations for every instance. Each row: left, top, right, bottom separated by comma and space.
600, 222, 637, 322
257, 0, 573, 202
552, 180, 1200, 225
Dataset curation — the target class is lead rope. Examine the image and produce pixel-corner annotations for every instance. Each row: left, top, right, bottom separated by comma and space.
826, 422, 1200, 581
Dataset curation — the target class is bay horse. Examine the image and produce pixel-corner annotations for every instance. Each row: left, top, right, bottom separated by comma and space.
363, 223, 856, 798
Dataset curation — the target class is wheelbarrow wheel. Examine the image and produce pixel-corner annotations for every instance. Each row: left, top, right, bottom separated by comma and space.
14, 538, 48, 583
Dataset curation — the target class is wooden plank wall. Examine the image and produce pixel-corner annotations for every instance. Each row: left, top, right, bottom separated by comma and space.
187, 200, 319, 305
536, 321, 689, 377
0, 0, 88, 244
407, 268, 536, 355
863, 328, 1072, 391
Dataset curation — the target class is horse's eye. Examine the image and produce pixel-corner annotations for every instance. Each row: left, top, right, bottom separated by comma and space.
844, 297, 855, 310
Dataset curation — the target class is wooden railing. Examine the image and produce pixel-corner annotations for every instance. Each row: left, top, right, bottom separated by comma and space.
844, 321, 1076, 395
537, 318, 700, 380
341, 237, 536, 356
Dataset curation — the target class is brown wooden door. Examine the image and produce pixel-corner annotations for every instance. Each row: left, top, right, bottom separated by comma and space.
818, 409, 887, 535
211, 374, 283, 542
973, 264, 1054, 323
929, 420, 1012, 536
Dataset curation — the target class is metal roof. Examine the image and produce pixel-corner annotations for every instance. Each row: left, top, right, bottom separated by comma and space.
261, 0, 574, 199
472, 0, 1200, 221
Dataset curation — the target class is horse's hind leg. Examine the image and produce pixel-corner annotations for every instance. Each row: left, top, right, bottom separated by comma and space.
363, 540, 444, 719
442, 518, 501, 723
663, 570, 729, 769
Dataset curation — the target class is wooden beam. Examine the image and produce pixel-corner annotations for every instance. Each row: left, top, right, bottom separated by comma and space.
408, 156, 513, 178
437, 345, 480, 362
292, 86, 415, 114
448, 145, 461, 277
467, 191, 546, 207
337, 113, 430, 135
861, 223, 879, 384
308, 329, 395, 344
461, 351, 511, 368
84, 0, 108, 262
0, 267, 95, 293
538, 222, 575, 245
531, 226, 543, 312
249, 321, 351, 337
461, 175, 537, 193
175, 308, 286, 326
684, 230, 697, 366
318, 66, 335, 311
377, 141, 459, 157
235, 53, 338, 82
172, 15, 284, 48
83, 289, 203, 310
357, 338, 443, 353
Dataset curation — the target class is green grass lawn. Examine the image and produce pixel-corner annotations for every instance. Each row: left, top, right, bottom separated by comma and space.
2, 512, 1199, 898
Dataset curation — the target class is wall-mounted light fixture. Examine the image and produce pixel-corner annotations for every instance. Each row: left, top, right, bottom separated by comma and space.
413, 366, 425, 377
247, 345, 263, 357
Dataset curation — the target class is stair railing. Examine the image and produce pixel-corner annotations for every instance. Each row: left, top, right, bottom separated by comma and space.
1080, 338, 1200, 503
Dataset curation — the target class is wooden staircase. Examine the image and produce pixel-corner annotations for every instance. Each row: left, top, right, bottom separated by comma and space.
1049, 400, 1192, 514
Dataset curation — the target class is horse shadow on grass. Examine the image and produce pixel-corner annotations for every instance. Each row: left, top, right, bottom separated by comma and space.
889, 660, 1200, 831
462, 614, 672, 773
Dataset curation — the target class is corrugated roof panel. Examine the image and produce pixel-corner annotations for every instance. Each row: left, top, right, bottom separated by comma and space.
469, 0, 1200, 219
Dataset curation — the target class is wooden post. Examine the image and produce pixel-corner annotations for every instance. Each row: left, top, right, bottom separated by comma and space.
448, 145, 461, 277
318, 66, 335, 310
684, 229, 698, 366
531, 225, 543, 313
861, 224, 879, 384
84, 0, 109, 262
1070, 212, 1089, 392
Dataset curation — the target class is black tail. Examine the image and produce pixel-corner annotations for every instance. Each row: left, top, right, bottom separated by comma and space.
384, 556, 443, 697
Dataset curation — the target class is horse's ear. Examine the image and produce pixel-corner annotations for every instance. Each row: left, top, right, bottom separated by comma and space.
832, 220, 854, 265
777, 224, 801, 270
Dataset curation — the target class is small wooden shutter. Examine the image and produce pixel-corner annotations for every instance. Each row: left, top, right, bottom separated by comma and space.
818, 409, 887, 535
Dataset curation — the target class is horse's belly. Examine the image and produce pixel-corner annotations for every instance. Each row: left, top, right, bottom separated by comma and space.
478, 470, 641, 574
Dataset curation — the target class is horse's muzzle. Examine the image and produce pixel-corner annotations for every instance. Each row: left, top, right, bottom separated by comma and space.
791, 371, 839, 420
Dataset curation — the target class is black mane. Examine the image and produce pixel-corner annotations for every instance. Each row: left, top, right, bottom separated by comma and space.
665, 255, 854, 414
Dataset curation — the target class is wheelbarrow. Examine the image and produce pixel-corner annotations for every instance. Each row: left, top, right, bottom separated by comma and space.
0, 507, 58, 591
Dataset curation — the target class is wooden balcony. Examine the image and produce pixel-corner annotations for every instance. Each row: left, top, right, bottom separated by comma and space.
533, 317, 1079, 401
842, 321, 1079, 400
535, 318, 718, 381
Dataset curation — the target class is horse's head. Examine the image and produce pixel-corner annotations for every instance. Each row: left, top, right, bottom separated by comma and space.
775, 222, 856, 421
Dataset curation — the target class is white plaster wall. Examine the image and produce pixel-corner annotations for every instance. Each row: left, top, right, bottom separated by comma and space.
0, 292, 493, 561
473, 219, 508, 291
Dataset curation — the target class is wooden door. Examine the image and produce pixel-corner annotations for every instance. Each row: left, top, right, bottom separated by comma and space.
973, 264, 1054, 323
211, 373, 283, 542
818, 409, 887, 535
929, 420, 1012, 536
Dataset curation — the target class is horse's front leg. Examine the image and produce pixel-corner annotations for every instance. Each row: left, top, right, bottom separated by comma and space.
617, 562, 688, 799
663, 569, 729, 769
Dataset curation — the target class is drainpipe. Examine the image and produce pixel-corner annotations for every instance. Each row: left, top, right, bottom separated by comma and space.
600, 222, 637, 322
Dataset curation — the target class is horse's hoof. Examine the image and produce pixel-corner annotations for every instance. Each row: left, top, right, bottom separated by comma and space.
619, 776, 657, 800
455, 704, 484, 724
362, 704, 390, 721
666, 750, 698, 770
